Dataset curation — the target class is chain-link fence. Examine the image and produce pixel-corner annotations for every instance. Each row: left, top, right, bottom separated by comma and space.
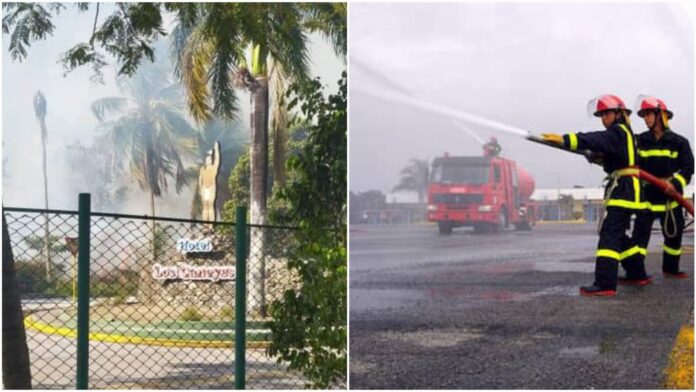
4, 204, 306, 389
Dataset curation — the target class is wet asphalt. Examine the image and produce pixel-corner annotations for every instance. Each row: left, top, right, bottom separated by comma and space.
349, 222, 694, 389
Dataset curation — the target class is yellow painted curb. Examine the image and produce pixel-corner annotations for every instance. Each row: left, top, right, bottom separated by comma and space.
536, 220, 587, 225
24, 316, 270, 349
663, 325, 694, 389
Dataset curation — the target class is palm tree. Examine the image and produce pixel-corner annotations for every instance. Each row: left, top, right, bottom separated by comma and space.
91, 58, 198, 218
3, 212, 33, 389
91, 53, 198, 300
174, 3, 346, 315
33, 90, 52, 277
393, 159, 430, 204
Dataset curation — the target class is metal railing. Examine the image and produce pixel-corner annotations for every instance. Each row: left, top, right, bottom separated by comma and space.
4, 193, 305, 389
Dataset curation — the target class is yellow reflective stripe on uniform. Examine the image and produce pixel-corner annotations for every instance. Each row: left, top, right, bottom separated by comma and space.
607, 127, 644, 211
616, 168, 640, 176
638, 149, 679, 159
646, 201, 680, 212
597, 247, 647, 260
568, 133, 578, 151
674, 173, 687, 188
596, 249, 620, 260
633, 177, 640, 204
618, 124, 634, 166
606, 199, 647, 209
663, 245, 682, 256
620, 246, 647, 259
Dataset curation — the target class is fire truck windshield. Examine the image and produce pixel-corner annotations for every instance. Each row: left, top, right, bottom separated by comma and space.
431, 164, 489, 184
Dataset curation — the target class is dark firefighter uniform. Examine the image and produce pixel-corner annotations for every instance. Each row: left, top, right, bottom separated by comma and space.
562, 122, 648, 291
625, 129, 693, 276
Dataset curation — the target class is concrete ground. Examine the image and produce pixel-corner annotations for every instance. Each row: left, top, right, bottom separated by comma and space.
21, 298, 304, 389
349, 222, 694, 389
25, 329, 304, 389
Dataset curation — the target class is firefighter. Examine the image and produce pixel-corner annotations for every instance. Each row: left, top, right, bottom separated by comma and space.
483, 136, 502, 157
541, 94, 648, 296
621, 97, 693, 281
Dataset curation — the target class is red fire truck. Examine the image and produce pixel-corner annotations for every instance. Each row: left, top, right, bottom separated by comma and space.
427, 154, 536, 234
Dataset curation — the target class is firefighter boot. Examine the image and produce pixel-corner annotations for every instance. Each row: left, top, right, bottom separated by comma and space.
580, 285, 617, 297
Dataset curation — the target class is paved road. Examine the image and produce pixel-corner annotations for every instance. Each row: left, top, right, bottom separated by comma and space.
349, 223, 694, 389
25, 329, 303, 389
21, 301, 303, 389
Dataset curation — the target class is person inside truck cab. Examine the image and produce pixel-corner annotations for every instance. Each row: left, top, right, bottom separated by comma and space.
483, 136, 502, 157
540, 94, 649, 297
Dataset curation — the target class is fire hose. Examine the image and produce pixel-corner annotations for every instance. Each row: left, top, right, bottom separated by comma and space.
526, 135, 694, 217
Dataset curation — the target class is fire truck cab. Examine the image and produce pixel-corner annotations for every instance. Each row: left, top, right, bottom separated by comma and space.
427, 155, 536, 234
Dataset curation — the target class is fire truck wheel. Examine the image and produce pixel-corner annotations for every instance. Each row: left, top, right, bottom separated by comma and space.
438, 222, 453, 235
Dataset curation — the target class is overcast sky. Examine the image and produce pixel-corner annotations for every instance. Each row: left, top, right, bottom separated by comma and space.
349, 2, 695, 196
2, 5, 344, 215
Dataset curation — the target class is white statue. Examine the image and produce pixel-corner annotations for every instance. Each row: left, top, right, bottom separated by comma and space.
199, 141, 221, 226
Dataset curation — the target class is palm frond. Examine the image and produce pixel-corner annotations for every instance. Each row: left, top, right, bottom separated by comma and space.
153, 83, 184, 104
91, 96, 129, 121
393, 159, 429, 193
168, 3, 203, 79
33, 91, 47, 142
210, 43, 241, 120
265, 4, 310, 82
180, 27, 213, 124
301, 3, 347, 60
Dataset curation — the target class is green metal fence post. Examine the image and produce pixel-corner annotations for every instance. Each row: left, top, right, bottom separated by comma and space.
76, 193, 91, 389
235, 207, 247, 389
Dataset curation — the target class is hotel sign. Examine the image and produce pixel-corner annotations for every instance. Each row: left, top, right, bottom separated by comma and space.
176, 238, 213, 253
152, 263, 235, 282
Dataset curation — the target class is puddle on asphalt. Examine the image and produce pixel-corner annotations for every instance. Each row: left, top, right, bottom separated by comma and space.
532, 261, 595, 273
350, 360, 376, 375
475, 260, 594, 275
532, 332, 558, 340
352, 284, 579, 314
350, 288, 424, 312
378, 328, 483, 348
529, 285, 580, 298
558, 346, 600, 358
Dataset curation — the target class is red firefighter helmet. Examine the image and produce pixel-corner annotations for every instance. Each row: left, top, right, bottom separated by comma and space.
588, 94, 632, 117
636, 96, 673, 119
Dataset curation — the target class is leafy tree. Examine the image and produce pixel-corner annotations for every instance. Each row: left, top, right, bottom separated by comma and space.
224, 150, 251, 221
393, 159, 430, 203
267, 72, 347, 388
90, 46, 198, 224
222, 121, 310, 226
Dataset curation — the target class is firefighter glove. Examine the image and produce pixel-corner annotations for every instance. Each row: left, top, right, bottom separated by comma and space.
541, 133, 563, 145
